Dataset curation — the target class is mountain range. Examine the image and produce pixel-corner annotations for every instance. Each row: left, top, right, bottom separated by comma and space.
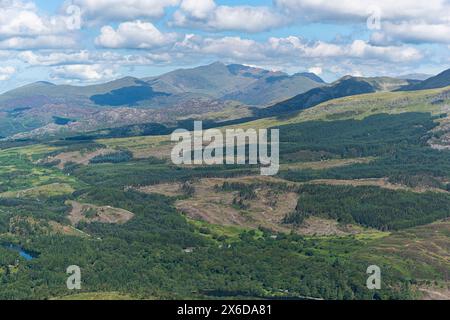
399, 68, 450, 91
0, 62, 324, 110
0, 62, 325, 138
0, 62, 450, 139
256, 76, 419, 117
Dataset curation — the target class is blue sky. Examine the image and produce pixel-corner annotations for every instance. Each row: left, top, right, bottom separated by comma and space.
0, 0, 449, 93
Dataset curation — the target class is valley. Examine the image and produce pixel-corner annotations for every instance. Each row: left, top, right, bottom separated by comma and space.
0, 64, 450, 301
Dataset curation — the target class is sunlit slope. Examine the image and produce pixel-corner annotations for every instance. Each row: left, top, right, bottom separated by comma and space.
237, 85, 450, 129
96, 86, 450, 157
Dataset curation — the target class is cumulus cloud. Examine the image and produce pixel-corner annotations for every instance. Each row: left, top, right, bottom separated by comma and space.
195, 36, 265, 59
347, 40, 423, 62
371, 22, 450, 45
262, 36, 423, 63
72, 0, 179, 22
0, 0, 78, 49
308, 66, 323, 75
18, 50, 172, 67
24, 33, 422, 83
206, 35, 423, 77
95, 20, 178, 49
172, 0, 285, 32
18, 50, 92, 66
0, 35, 77, 50
274, 0, 450, 45
0, 66, 15, 80
174, 34, 424, 76
50, 64, 118, 82
179, 0, 216, 19
0, 0, 442, 88
274, 0, 449, 23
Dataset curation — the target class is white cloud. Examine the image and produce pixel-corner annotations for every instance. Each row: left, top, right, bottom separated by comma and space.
175, 34, 425, 78
95, 20, 178, 49
348, 40, 423, 62
179, 0, 216, 19
72, 0, 179, 22
0, 66, 15, 80
18, 50, 91, 66
50, 64, 118, 82
212, 6, 285, 32
198, 37, 265, 59
18, 50, 173, 67
0, 0, 77, 49
308, 66, 323, 75
0, 0, 77, 37
264, 37, 422, 62
172, 0, 285, 32
274, 0, 449, 23
274, 0, 450, 45
174, 34, 424, 77
371, 22, 450, 45
0, 35, 77, 50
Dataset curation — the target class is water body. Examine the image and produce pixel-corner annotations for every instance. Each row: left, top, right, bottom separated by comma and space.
3, 243, 35, 261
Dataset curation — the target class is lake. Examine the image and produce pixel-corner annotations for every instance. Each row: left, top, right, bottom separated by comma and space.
3, 243, 35, 261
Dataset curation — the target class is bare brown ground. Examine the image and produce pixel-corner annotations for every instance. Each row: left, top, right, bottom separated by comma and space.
295, 217, 362, 236
136, 174, 449, 236
137, 176, 359, 236
48, 221, 89, 237
137, 183, 184, 197
419, 287, 450, 300
67, 201, 134, 226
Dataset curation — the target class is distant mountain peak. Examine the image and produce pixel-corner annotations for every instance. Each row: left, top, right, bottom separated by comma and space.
294, 72, 325, 84
209, 61, 226, 66
35, 81, 55, 86
397, 73, 433, 81
399, 67, 450, 91
257, 74, 414, 118
339, 75, 355, 81
23, 81, 56, 88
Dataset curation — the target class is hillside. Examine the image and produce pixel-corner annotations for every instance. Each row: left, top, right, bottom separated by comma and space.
1, 85, 449, 300
0, 62, 324, 138
256, 76, 415, 117
400, 68, 450, 91
222, 72, 324, 106
398, 73, 433, 81
144, 62, 278, 97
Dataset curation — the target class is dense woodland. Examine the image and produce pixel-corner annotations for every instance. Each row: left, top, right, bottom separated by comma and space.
288, 185, 450, 230
0, 111, 448, 300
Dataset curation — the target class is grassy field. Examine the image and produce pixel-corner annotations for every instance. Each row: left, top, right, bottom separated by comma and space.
0, 183, 75, 199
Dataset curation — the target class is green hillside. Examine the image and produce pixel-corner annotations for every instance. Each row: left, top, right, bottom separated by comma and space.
256, 76, 415, 117
1, 79, 449, 301
400, 68, 450, 91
